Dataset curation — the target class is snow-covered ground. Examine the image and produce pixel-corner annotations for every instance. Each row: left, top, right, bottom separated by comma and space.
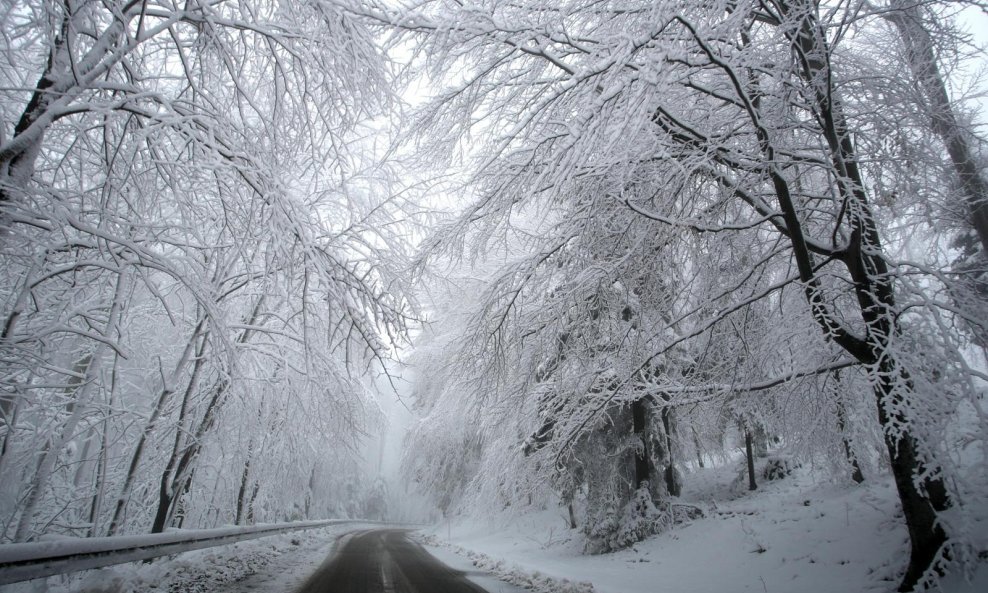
421, 464, 988, 593
3, 467, 985, 593
0, 523, 366, 593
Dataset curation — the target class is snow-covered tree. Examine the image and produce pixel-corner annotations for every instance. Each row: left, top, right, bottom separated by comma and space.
0, 0, 413, 540
371, 0, 988, 589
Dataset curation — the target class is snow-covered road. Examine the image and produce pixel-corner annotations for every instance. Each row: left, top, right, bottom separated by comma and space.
0, 525, 531, 593
294, 529, 526, 593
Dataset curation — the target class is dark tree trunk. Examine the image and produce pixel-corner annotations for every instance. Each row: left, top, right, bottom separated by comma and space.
236, 439, 255, 526
151, 490, 173, 534
692, 427, 705, 468
0, 392, 20, 479
660, 407, 681, 496
108, 385, 171, 536
247, 482, 260, 524
235, 463, 250, 526
174, 467, 196, 529
151, 333, 208, 534
744, 429, 757, 491
0, 15, 68, 209
876, 364, 950, 591
150, 300, 261, 533
631, 398, 650, 489
834, 373, 865, 484
760, 5, 952, 588
108, 319, 205, 536
87, 396, 111, 538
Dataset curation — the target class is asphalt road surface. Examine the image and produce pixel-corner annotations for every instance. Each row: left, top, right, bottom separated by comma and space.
295, 529, 491, 593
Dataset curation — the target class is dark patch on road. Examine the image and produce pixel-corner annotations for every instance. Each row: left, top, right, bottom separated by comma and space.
295, 529, 490, 593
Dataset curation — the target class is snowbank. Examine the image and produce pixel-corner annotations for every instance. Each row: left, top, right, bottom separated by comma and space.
0, 523, 365, 593
422, 466, 988, 593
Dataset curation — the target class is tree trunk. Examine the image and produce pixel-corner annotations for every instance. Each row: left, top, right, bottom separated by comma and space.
108, 319, 205, 536
660, 406, 681, 496
151, 330, 209, 534
884, 1, 988, 353
235, 439, 255, 526
692, 427, 705, 469
834, 372, 865, 484
247, 482, 260, 524
0, 6, 136, 214
0, 259, 44, 476
87, 369, 115, 537
886, 1, 988, 256
0, 15, 67, 210
107, 380, 174, 536
877, 363, 950, 591
174, 466, 196, 529
767, 5, 951, 588
0, 391, 20, 481
631, 398, 650, 489
151, 297, 263, 532
14, 353, 94, 541
0, 276, 32, 435
744, 429, 757, 492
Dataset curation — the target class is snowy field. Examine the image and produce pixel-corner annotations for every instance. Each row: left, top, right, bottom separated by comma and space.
421, 463, 988, 593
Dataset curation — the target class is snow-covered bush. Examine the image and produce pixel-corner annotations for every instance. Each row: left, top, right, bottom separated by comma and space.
763, 456, 799, 481
583, 487, 672, 554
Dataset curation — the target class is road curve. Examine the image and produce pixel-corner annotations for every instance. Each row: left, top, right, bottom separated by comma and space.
295, 529, 490, 593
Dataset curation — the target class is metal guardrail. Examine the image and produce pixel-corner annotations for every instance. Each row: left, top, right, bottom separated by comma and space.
0, 519, 378, 585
